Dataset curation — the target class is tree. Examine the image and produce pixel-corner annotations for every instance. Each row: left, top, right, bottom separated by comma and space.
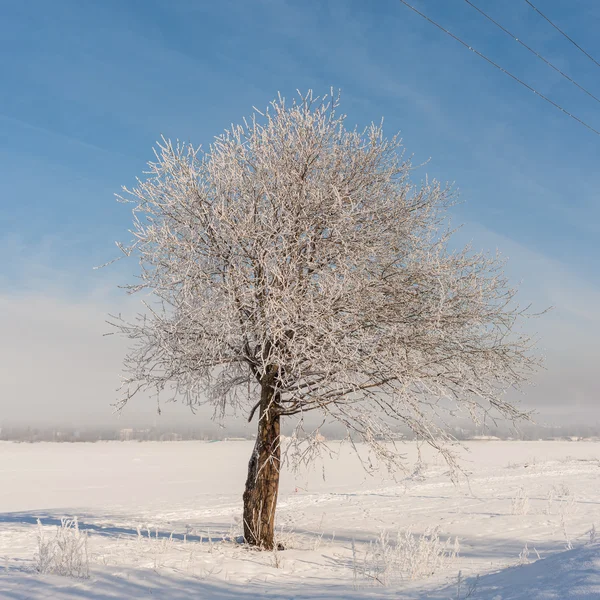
111, 91, 539, 550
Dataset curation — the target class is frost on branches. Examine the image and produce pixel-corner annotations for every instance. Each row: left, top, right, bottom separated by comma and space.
111, 90, 540, 549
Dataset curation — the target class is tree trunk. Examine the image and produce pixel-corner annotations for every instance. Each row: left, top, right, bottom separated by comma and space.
242, 381, 281, 550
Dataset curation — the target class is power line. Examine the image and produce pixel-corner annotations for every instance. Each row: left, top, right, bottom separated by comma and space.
397, 0, 600, 137
464, 0, 600, 106
524, 0, 600, 70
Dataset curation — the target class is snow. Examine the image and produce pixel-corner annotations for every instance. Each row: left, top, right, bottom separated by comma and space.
0, 440, 599, 598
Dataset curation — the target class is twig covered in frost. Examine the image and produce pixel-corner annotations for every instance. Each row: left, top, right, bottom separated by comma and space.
587, 524, 597, 545
518, 542, 530, 565
456, 570, 479, 599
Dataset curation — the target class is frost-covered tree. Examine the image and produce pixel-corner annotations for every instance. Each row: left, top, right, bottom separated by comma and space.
112, 91, 539, 550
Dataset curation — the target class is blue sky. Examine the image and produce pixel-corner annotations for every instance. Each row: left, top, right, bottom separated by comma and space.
1, 0, 598, 427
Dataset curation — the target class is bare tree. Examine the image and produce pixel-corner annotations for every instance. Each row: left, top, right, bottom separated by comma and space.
111, 90, 539, 550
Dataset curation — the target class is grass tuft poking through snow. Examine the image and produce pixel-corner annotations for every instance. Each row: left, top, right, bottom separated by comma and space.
353, 526, 459, 586
34, 517, 89, 579
511, 487, 530, 516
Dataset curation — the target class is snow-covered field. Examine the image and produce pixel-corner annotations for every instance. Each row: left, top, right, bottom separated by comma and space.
0, 439, 599, 599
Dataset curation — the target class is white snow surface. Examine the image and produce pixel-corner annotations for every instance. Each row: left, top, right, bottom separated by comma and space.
0, 439, 599, 599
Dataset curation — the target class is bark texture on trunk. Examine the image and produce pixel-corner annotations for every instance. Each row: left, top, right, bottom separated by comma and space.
242, 381, 281, 550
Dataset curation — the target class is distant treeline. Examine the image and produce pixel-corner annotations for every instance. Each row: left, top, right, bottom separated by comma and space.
0, 426, 215, 443
0, 423, 599, 443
